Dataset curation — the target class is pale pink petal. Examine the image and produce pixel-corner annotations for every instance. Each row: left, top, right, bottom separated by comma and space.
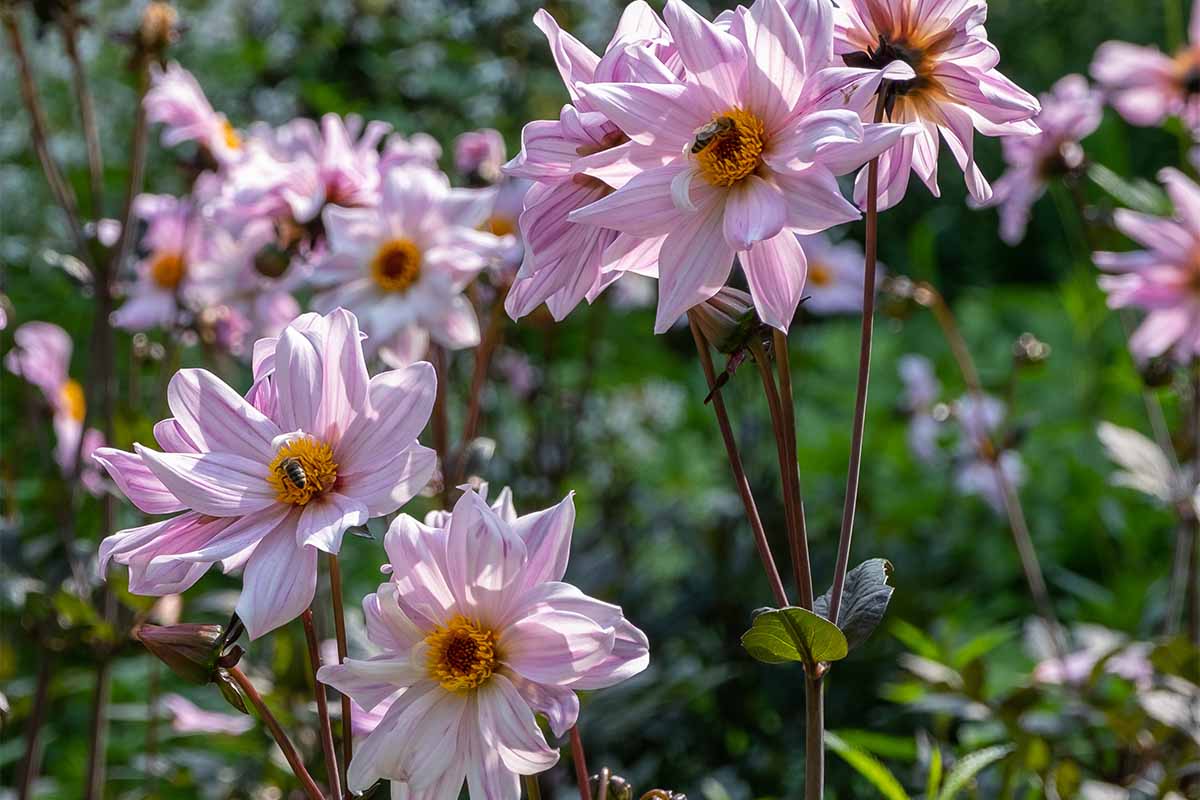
298, 492, 369, 553
167, 369, 280, 461
236, 526, 319, 639
316, 655, 424, 712
742, 0, 806, 125
511, 492, 575, 592
771, 109, 863, 164
384, 515, 457, 628
135, 445, 276, 517
664, 0, 747, 107
154, 419, 200, 454
274, 326, 323, 435
465, 713, 521, 800
742, 229, 808, 330
816, 121, 916, 176
576, 82, 704, 147
567, 164, 687, 235
774, 167, 861, 233
353, 684, 467, 793
149, 504, 292, 564
476, 674, 559, 773
1160, 168, 1200, 234
364, 582, 428, 651
501, 609, 614, 686
314, 308, 369, 443
655, 196, 735, 333
572, 618, 652, 690
533, 9, 601, 102
445, 490, 528, 621
508, 675, 580, 737
722, 175, 788, 249
92, 447, 185, 515
784, 0, 834, 69
340, 444, 437, 517
338, 362, 437, 474
429, 296, 482, 350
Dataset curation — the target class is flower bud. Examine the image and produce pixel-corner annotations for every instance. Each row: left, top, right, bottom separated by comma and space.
138, 1, 179, 56
589, 770, 633, 800
134, 623, 223, 685
690, 287, 764, 355
1139, 356, 1175, 389
1013, 332, 1051, 367
640, 791, 687, 800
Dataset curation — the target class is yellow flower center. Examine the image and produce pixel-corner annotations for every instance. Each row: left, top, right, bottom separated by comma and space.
693, 108, 765, 188
221, 119, 241, 150
267, 436, 338, 506
424, 616, 498, 692
486, 215, 515, 238
150, 251, 186, 290
370, 239, 422, 293
59, 379, 86, 422
808, 262, 833, 287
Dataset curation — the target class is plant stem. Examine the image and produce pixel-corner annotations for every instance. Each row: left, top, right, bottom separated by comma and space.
431, 345, 451, 507
568, 725, 593, 800
688, 314, 790, 608
329, 553, 353, 793
773, 329, 815, 609
302, 608, 343, 799
82, 656, 112, 800
917, 283, 1068, 658
59, 11, 105, 219
17, 650, 52, 800
147, 658, 160, 792
828, 100, 886, 630
1188, 369, 1200, 646
524, 774, 543, 800
456, 289, 507, 482
228, 666, 325, 800
804, 676, 824, 800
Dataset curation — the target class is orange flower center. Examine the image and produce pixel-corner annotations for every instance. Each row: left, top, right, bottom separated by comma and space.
808, 262, 833, 287
486, 215, 516, 238
59, 379, 86, 422
424, 616, 498, 692
267, 436, 338, 506
370, 239, 422, 293
693, 108, 765, 188
221, 119, 241, 150
150, 251, 186, 290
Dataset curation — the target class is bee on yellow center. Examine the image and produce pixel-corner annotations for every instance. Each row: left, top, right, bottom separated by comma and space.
370, 239, 422, 293
424, 616, 499, 692
150, 251, 186, 290
268, 437, 338, 506
59, 379, 86, 422
691, 108, 766, 188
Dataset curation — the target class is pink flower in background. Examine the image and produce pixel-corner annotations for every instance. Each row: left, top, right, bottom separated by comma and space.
95, 309, 437, 637
380, 131, 444, 172
569, 0, 915, 331
1033, 626, 1153, 689
6, 322, 106, 494
503, 2, 681, 322
898, 353, 942, 464
161, 693, 255, 735
1091, 4, 1200, 132
311, 167, 507, 366
455, 128, 507, 182
112, 194, 211, 331
145, 62, 243, 166
977, 75, 1103, 244
795, 233, 883, 314
952, 393, 1024, 513
1096, 168, 1200, 362
833, 0, 1041, 210
318, 488, 649, 797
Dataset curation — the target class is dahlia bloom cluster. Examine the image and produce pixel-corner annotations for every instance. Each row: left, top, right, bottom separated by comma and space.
94, 309, 437, 638
507, 0, 1039, 332
125, 63, 516, 362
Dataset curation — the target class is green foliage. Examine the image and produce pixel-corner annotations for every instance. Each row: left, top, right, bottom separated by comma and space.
813, 559, 895, 652
741, 607, 848, 668
826, 731, 911, 800
935, 746, 1014, 800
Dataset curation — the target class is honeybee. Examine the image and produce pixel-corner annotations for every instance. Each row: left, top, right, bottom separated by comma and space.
279, 457, 307, 489
690, 116, 734, 154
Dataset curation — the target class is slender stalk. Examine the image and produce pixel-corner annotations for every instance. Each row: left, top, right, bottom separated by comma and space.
228, 666, 324, 800
456, 289, 507, 482
804, 676, 824, 800
147, 658, 160, 791
828, 100, 886, 629
524, 774, 544, 800
917, 283, 1068, 657
688, 315, 790, 608
59, 12, 105, 219
82, 657, 112, 800
568, 725, 593, 800
329, 553, 353, 793
431, 346, 451, 506
1188, 369, 1200, 645
17, 650, 52, 800
773, 329, 814, 609
302, 608, 343, 799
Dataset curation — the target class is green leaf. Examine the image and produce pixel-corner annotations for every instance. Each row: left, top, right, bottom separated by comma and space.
826, 731, 911, 800
741, 606, 848, 667
813, 559, 895, 651
1087, 163, 1171, 216
925, 745, 942, 800
936, 745, 1013, 800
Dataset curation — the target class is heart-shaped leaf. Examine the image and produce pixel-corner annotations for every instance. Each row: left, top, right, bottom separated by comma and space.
814, 559, 895, 652
741, 606, 848, 667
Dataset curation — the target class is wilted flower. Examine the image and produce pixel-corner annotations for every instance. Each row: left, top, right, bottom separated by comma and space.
95, 309, 437, 638
976, 75, 1103, 245
1098, 421, 1197, 514
795, 233, 884, 314
318, 488, 649, 797
570, 0, 914, 331
312, 168, 507, 366
134, 623, 226, 685
455, 128, 507, 183
1095, 168, 1200, 362
834, 0, 1041, 209
1092, 5, 1200, 133
5, 322, 105, 493
161, 693, 255, 735
145, 62, 243, 167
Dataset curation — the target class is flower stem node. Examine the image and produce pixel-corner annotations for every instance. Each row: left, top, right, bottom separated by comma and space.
589, 770, 633, 800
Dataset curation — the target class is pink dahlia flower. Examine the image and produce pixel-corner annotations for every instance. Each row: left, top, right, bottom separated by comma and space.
795, 233, 884, 314
1092, 4, 1200, 132
569, 0, 916, 331
144, 62, 243, 166
161, 693, 255, 736
318, 488, 649, 797
380, 131, 444, 172
455, 128, 507, 183
311, 167, 508, 366
898, 353, 942, 464
1096, 168, 1200, 362
5, 322, 105, 493
94, 309, 437, 638
977, 75, 1103, 244
503, 2, 682, 322
833, 0, 1041, 210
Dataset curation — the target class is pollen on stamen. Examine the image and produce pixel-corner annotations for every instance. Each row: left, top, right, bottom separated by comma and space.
370, 238, 422, 293
424, 616, 499, 692
693, 108, 766, 188
268, 436, 338, 506
150, 251, 186, 290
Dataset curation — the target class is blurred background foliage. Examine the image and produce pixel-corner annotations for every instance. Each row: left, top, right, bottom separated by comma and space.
2, 0, 1198, 798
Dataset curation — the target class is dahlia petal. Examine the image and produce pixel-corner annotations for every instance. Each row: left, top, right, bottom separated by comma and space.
742, 229, 808, 330
298, 492, 369, 553
600, 233, 666, 277
99, 511, 228, 594
341, 444, 437, 518
476, 674, 560, 773
784, 0, 834, 69
501, 609, 615, 686
339, 362, 437, 474
743, 0, 807, 126
429, 296, 482, 350
384, 515, 457, 628
509, 675, 580, 737
167, 369, 279, 461
316, 655, 424, 712
1112, 209, 1194, 257
1160, 168, 1200, 235
236, 526, 319, 639
510, 492, 575, 592
135, 446, 276, 517
365, 582, 429, 651
92, 447, 185, 515
933, 102, 992, 204
772, 109, 863, 164
390, 759, 468, 800
572, 617, 652, 690
817, 121, 916, 176
446, 490, 528, 618
654, 196, 735, 333
568, 164, 686, 235
664, 0, 748, 108
576, 82, 704, 147
723, 175, 788, 250
533, 9, 601, 102
506, 119, 578, 180
466, 716, 522, 800
1130, 308, 1195, 361
774, 166, 861, 233
154, 419, 200, 454
148, 504, 291, 564
314, 308, 369, 443
853, 134, 915, 211
275, 326, 323, 435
